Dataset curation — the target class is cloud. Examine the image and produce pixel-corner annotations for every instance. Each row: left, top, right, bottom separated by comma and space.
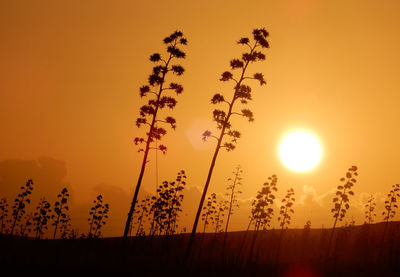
69, 182, 133, 237
0, 156, 72, 206
291, 185, 391, 228
297, 185, 336, 208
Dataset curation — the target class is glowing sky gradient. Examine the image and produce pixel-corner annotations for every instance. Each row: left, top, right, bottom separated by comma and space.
1, 0, 400, 236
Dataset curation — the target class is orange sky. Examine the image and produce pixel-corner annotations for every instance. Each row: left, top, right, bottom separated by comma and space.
1, 0, 400, 236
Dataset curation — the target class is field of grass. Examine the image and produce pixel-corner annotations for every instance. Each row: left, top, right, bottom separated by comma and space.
1, 222, 400, 276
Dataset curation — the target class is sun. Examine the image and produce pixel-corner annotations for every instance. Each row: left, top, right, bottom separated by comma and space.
279, 131, 322, 172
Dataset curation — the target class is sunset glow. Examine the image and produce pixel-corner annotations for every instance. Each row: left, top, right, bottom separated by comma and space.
2, 1, 400, 275
279, 131, 322, 171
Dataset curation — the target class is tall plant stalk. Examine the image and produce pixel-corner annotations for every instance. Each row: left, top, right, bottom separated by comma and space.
379, 183, 400, 262
364, 195, 376, 225
33, 198, 51, 239
247, 175, 277, 265
185, 28, 270, 263
88, 194, 109, 238
222, 165, 243, 257
52, 187, 70, 239
123, 31, 187, 242
10, 180, 34, 236
275, 188, 295, 265
326, 165, 357, 265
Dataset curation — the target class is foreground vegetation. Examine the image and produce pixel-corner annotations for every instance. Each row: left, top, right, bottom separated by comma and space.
1, 222, 400, 276
0, 166, 399, 277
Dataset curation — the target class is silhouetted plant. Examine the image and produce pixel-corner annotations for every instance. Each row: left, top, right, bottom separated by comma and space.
326, 165, 358, 263
201, 193, 217, 234
382, 184, 400, 223
93, 202, 110, 238
149, 196, 162, 236
88, 194, 110, 238
300, 220, 312, 258
180, 226, 187, 234
277, 188, 295, 228
222, 165, 243, 255
149, 170, 187, 236
52, 187, 70, 239
304, 220, 311, 230
344, 218, 356, 230
32, 197, 52, 239
198, 193, 217, 257
303, 220, 311, 229
19, 213, 33, 237
380, 183, 400, 258
68, 228, 79, 239
0, 197, 9, 235
252, 175, 278, 231
365, 195, 376, 224
187, 28, 270, 262
59, 215, 72, 239
224, 165, 243, 232
131, 196, 153, 237
247, 175, 278, 264
123, 31, 188, 241
213, 200, 227, 235
130, 199, 140, 236
10, 179, 34, 236
276, 188, 295, 264
164, 170, 186, 235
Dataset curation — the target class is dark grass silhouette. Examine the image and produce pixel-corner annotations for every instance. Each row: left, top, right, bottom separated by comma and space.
246, 175, 278, 266
18, 212, 33, 237
148, 170, 187, 236
129, 195, 152, 237
198, 193, 217, 254
275, 187, 295, 265
201, 193, 217, 234
1, 223, 400, 276
51, 188, 70, 239
1, 168, 400, 276
222, 165, 243, 258
32, 197, 51, 239
87, 194, 110, 239
0, 197, 9, 234
379, 183, 400, 264
9, 179, 34, 236
365, 194, 377, 224
212, 199, 227, 235
325, 165, 358, 266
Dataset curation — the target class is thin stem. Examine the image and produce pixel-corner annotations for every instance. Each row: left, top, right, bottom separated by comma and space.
184, 42, 258, 264
325, 178, 350, 267
122, 49, 174, 242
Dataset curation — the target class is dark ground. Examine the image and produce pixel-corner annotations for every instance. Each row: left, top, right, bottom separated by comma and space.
1, 222, 400, 276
